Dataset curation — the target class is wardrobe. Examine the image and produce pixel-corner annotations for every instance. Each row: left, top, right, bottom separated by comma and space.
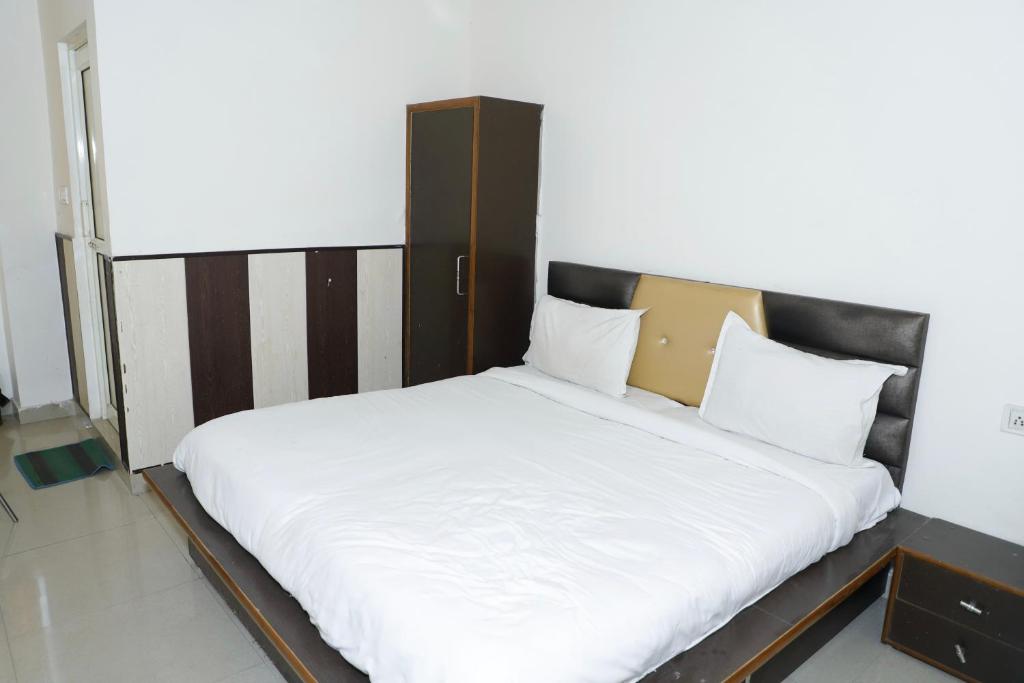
405, 96, 543, 386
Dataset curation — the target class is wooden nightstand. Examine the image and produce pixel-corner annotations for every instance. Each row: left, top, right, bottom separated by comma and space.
883, 518, 1024, 682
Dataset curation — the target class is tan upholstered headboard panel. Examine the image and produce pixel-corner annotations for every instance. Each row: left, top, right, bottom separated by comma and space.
627, 274, 768, 406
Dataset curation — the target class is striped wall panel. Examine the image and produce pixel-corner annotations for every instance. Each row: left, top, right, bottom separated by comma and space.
249, 253, 308, 409
357, 249, 403, 392
112, 259, 194, 472
306, 249, 358, 400
112, 246, 402, 472
185, 254, 255, 426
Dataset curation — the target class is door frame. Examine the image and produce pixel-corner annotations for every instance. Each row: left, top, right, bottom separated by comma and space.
57, 25, 115, 426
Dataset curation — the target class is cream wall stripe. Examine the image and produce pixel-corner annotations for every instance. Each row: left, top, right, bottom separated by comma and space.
113, 258, 194, 471
357, 248, 403, 392
249, 252, 309, 408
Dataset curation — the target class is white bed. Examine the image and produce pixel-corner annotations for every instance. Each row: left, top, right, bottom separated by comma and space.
174, 365, 900, 683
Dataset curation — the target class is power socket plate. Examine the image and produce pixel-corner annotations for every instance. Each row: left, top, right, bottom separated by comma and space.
1002, 404, 1024, 436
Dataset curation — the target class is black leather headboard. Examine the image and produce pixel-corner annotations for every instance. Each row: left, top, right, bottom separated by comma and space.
547, 261, 929, 490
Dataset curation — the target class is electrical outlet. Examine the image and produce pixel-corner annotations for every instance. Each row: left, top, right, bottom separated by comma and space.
1002, 404, 1024, 436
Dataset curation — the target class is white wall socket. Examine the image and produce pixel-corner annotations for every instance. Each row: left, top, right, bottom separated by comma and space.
1002, 404, 1024, 436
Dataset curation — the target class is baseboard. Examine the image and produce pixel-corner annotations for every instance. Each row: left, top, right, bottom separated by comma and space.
13, 399, 81, 424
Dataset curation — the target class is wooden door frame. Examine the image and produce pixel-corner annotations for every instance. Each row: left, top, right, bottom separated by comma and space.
56, 25, 114, 425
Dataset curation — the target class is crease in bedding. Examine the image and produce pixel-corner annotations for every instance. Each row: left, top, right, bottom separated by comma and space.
174, 365, 900, 683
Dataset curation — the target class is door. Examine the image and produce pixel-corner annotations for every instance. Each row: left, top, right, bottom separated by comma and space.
406, 107, 474, 386
70, 42, 119, 432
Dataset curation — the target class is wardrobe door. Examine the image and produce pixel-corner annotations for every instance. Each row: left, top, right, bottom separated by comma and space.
406, 106, 474, 386
471, 98, 542, 373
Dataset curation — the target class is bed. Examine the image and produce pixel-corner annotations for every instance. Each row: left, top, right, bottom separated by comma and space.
146, 261, 930, 683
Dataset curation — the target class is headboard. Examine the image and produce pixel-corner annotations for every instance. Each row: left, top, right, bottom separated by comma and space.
547, 261, 929, 490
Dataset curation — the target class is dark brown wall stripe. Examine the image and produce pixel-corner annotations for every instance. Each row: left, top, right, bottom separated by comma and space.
102, 256, 130, 468
306, 249, 358, 399
54, 235, 79, 407
185, 254, 254, 425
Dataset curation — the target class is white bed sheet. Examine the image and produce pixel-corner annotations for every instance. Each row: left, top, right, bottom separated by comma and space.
174, 365, 900, 683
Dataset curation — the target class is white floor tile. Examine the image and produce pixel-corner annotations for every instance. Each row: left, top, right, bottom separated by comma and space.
786, 598, 957, 683
0, 615, 15, 683
0, 510, 13, 558
0, 416, 149, 556
786, 600, 885, 683
7, 579, 261, 683
855, 646, 960, 683
141, 489, 193, 566
216, 663, 287, 683
0, 471, 152, 555
0, 516, 197, 638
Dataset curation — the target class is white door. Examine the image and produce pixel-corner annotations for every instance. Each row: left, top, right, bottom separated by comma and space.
69, 42, 119, 432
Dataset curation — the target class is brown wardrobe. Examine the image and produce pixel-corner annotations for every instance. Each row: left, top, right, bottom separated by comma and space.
405, 96, 543, 386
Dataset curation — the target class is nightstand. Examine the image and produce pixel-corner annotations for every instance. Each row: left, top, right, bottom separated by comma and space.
883, 518, 1024, 682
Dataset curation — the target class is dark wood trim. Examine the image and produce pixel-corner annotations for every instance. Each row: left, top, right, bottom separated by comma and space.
881, 549, 905, 643
54, 234, 79, 408
898, 546, 1024, 599
751, 570, 887, 682
407, 96, 480, 114
465, 98, 481, 375
725, 549, 897, 682
403, 105, 413, 386
111, 244, 403, 263
101, 255, 130, 469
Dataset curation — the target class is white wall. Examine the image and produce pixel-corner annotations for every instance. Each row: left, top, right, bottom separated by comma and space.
0, 259, 16, 408
92, 0, 472, 257
0, 0, 74, 410
36, 0, 95, 240
470, 0, 1024, 544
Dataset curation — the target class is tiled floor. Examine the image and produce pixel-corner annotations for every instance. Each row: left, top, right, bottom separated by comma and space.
0, 415, 283, 683
0, 415, 955, 683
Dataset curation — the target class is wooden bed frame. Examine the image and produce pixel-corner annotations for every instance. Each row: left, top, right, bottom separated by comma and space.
146, 465, 928, 683
145, 261, 932, 682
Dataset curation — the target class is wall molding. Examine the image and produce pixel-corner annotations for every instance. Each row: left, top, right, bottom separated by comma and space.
112, 244, 404, 263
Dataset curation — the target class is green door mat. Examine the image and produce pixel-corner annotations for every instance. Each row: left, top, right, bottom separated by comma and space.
14, 438, 115, 489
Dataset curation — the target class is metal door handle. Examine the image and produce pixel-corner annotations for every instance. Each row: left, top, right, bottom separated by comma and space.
954, 643, 967, 664
959, 600, 983, 616
456, 255, 467, 296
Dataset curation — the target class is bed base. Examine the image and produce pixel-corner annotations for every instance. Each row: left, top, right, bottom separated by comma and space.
147, 464, 928, 683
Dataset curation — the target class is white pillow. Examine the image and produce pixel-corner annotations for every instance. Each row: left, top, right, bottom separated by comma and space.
698, 311, 907, 466
523, 295, 646, 397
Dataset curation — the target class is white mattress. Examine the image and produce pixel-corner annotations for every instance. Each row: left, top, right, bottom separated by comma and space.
174, 365, 900, 683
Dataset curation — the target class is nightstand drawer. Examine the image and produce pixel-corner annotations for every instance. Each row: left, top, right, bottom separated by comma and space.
887, 600, 1024, 682
898, 553, 1024, 649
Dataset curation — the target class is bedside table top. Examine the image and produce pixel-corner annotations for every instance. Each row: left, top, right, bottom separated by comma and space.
900, 518, 1024, 596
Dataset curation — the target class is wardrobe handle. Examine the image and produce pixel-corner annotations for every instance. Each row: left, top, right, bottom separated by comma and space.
455, 255, 467, 296
959, 600, 983, 616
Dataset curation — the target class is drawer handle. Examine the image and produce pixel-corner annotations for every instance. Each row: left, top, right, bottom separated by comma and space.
959, 599, 984, 615
954, 643, 967, 665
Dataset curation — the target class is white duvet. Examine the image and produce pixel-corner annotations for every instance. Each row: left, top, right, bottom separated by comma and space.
174, 366, 900, 683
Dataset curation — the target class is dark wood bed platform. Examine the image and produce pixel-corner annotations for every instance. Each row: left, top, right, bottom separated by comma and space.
145, 261, 932, 682
146, 464, 927, 683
